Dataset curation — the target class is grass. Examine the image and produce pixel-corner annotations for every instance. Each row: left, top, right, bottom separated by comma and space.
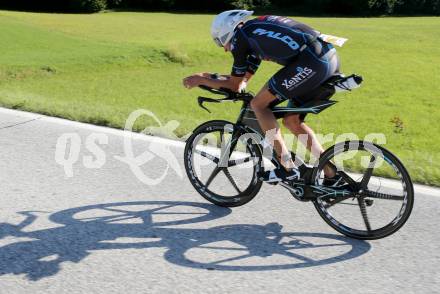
0, 11, 439, 186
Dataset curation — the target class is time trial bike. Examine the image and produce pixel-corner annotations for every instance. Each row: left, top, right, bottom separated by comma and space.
183, 74, 414, 240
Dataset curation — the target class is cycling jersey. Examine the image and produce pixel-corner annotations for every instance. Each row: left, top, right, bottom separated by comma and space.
230, 15, 321, 76
230, 15, 340, 116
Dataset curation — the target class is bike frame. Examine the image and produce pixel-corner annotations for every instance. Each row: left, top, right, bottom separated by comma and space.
188, 82, 414, 240
196, 85, 365, 202
213, 95, 350, 201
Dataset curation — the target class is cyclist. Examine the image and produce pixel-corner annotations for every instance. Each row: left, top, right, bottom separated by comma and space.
183, 10, 340, 183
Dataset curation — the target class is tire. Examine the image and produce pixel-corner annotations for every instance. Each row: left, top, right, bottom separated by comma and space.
310, 140, 414, 240
184, 120, 263, 207
164, 225, 371, 271
49, 201, 231, 227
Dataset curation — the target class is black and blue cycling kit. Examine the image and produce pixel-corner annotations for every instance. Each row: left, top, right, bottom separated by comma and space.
230, 15, 340, 119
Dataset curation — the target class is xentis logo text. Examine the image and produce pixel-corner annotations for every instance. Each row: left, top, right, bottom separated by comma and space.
282, 67, 315, 89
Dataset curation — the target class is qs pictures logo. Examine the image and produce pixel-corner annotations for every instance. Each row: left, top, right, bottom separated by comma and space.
55, 109, 184, 185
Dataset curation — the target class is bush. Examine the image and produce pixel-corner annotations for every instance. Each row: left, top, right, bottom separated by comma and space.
368, 0, 402, 14
230, 0, 271, 10
270, 0, 371, 15
107, 0, 123, 8
323, 0, 371, 15
394, 0, 440, 15
117, 0, 176, 10
69, 0, 107, 12
0, 0, 108, 12
0, 0, 439, 15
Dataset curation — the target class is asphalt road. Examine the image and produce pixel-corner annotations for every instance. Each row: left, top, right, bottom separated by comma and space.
0, 108, 439, 294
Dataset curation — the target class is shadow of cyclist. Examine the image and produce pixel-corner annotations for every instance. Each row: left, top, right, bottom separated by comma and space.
0, 200, 370, 280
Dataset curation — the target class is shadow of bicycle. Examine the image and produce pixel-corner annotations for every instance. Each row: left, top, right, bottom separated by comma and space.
0, 200, 371, 280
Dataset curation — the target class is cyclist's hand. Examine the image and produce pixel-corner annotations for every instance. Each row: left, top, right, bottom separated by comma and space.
182, 75, 201, 89
238, 80, 247, 92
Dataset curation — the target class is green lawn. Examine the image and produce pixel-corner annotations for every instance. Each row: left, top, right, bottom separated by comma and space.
1, 11, 439, 185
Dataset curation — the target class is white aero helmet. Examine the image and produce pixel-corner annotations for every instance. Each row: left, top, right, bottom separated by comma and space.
211, 10, 254, 47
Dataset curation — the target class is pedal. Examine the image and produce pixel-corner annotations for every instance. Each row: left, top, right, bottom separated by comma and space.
266, 181, 279, 186
257, 173, 279, 185
258, 169, 300, 185
365, 199, 374, 207
298, 164, 313, 179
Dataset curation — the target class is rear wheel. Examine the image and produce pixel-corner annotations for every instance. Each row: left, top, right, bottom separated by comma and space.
184, 120, 263, 207
311, 140, 414, 240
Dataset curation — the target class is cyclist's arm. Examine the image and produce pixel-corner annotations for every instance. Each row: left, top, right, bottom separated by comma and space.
246, 54, 262, 77
198, 75, 247, 92
183, 31, 253, 92
210, 29, 252, 92
183, 69, 254, 92
182, 73, 246, 92
195, 66, 256, 92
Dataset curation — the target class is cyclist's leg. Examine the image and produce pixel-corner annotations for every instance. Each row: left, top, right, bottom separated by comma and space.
286, 75, 347, 177
283, 101, 335, 178
250, 85, 295, 170
283, 113, 324, 159
269, 42, 339, 175
282, 78, 337, 159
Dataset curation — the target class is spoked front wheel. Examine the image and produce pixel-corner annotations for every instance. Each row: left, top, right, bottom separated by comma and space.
311, 140, 414, 240
184, 120, 263, 207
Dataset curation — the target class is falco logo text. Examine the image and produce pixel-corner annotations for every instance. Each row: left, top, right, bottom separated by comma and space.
252, 28, 300, 51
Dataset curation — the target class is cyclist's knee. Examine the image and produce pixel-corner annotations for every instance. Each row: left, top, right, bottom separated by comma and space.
250, 97, 260, 111
250, 96, 269, 111
283, 114, 301, 127
283, 115, 303, 134
251, 88, 275, 111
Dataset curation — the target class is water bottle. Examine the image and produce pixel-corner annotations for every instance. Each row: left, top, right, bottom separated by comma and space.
334, 75, 363, 92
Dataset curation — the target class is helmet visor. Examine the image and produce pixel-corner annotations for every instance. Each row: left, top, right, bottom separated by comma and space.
219, 33, 230, 45
213, 37, 223, 47
214, 33, 231, 47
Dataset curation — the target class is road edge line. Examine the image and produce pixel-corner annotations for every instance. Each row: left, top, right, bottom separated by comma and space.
0, 106, 438, 196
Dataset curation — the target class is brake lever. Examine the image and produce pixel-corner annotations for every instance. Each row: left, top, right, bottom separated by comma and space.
198, 97, 221, 113
198, 85, 214, 92
198, 85, 232, 97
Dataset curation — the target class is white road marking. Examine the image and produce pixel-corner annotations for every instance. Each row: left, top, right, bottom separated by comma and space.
1, 106, 438, 197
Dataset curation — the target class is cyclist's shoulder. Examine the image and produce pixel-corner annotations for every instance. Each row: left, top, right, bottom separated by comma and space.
237, 18, 269, 40
243, 16, 316, 35
240, 16, 270, 31
231, 26, 250, 51
243, 16, 300, 28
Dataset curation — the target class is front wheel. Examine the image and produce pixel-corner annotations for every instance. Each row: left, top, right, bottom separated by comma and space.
311, 140, 414, 240
184, 120, 263, 207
